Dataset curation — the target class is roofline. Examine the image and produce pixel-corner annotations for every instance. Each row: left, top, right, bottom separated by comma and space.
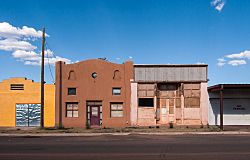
134, 64, 208, 67
208, 84, 250, 92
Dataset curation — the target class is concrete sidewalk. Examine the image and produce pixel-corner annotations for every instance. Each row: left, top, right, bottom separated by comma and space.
1, 131, 250, 137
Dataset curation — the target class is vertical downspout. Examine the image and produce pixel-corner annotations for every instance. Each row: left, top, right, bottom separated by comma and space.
59, 61, 62, 128
220, 84, 224, 130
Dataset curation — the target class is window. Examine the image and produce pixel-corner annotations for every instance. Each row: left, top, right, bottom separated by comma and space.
10, 84, 24, 90
66, 103, 78, 117
138, 98, 154, 107
110, 103, 123, 117
112, 88, 121, 95
157, 83, 178, 91
68, 88, 76, 95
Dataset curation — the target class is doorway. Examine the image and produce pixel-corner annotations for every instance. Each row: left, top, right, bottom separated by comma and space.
86, 101, 102, 127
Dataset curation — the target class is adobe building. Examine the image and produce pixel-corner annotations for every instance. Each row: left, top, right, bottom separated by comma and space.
208, 84, 250, 128
0, 78, 55, 127
55, 59, 133, 128
55, 59, 209, 128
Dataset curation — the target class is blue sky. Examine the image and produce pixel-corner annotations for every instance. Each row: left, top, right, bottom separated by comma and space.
0, 0, 250, 85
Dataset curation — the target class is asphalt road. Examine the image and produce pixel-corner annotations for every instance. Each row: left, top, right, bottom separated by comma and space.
0, 134, 250, 160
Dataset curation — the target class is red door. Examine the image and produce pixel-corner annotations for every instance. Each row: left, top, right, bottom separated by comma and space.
90, 106, 100, 126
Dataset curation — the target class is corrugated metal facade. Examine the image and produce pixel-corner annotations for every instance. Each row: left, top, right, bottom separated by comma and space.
134, 65, 207, 82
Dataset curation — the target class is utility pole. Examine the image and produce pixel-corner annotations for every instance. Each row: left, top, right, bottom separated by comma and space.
40, 27, 45, 128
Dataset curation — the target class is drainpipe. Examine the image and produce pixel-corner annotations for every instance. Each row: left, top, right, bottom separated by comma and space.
59, 61, 62, 128
220, 84, 224, 130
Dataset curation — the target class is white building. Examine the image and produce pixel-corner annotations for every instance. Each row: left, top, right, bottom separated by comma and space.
208, 84, 250, 127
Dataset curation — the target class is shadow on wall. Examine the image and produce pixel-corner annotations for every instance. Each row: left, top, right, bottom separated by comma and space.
209, 92, 250, 125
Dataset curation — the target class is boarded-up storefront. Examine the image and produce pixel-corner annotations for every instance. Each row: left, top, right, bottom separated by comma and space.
131, 64, 208, 126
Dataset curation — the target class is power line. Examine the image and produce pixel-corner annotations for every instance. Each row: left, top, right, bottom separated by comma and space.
45, 41, 55, 83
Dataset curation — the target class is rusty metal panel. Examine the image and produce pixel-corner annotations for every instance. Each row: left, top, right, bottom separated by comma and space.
135, 66, 207, 82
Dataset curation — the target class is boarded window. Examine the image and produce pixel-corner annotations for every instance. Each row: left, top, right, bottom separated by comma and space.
10, 84, 24, 90
176, 98, 181, 108
183, 83, 201, 108
138, 98, 154, 107
112, 88, 121, 95
68, 88, 76, 95
110, 103, 123, 117
184, 98, 200, 108
66, 103, 78, 117
138, 84, 155, 97
169, 107, 174, 114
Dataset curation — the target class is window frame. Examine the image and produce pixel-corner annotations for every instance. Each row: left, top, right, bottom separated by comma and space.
110, 103, 123, 118
67, 88, 76, 95
66, 102, 79, 118
112, 87, 121, 95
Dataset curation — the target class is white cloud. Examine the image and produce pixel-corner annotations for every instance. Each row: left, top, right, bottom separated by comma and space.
12, 49, 72, 66
217, 49, 250, 67
45, 56, 72, 65
0, 22, 72, 66
228, 60, 247, 66
129, 56, 133, 59
226, 50, 250, 59
12, 50, 40, 61
196, 62, 206, 65
0, 22, 48, 39
217, 58, 226, 66
211, 0, 226, 12
0, 39, 36, 51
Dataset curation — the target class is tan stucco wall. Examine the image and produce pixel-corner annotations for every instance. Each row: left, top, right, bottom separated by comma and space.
0, 78, 55, 127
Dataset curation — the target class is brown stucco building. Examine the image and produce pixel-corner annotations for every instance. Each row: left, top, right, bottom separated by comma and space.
55, 59, 133, 128
55, 59, 209, 128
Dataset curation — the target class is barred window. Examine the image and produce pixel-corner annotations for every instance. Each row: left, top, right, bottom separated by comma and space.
66, 103, 78, 117
110, 103, 123, 117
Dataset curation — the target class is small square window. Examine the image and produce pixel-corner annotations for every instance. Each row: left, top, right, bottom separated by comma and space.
68, 88, 76, 95
112, 88, 121, 95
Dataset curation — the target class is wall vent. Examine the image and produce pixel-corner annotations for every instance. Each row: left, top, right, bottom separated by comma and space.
10, 84, 24, 90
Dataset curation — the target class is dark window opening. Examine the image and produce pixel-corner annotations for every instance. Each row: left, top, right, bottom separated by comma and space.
138, 98, 154, 107
157, 83, 178, 91
68, 88, 76, 95
10, 84, 24, 90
